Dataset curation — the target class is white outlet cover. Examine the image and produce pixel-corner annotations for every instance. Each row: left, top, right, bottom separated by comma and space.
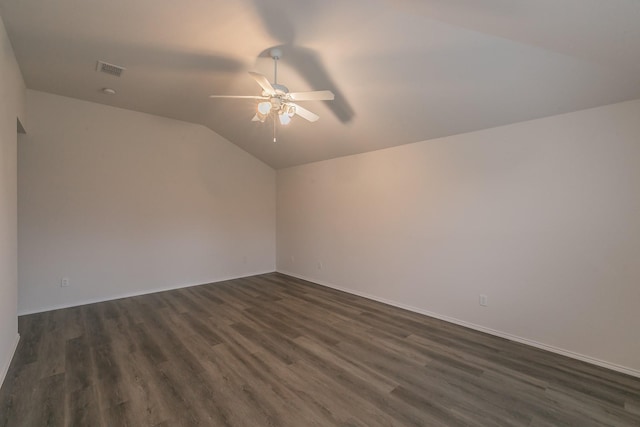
479, 294, 488, 306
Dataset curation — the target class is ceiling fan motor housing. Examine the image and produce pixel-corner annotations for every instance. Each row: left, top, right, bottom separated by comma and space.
272, 83, 288, 94
270, 98, 282, 109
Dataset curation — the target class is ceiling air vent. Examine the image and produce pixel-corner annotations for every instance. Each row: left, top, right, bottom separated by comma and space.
96, 60, 126, 77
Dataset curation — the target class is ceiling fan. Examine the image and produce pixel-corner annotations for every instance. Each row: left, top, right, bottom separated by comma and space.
209, 48, 335, 141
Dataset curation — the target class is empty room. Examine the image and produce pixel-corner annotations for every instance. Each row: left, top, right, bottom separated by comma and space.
1, 0, 639, 426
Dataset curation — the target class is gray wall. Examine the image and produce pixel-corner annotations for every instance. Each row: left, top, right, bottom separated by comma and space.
277, 99, 640, 375
18, 90, 276, 314
0, 14, 26, 385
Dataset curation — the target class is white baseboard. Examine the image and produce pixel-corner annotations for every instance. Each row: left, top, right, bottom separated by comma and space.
277, 270, 640, 379
0, 334, 20, 388
18, 270, 276, 316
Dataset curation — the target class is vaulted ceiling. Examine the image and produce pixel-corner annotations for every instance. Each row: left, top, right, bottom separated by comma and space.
2, 0, 640, 168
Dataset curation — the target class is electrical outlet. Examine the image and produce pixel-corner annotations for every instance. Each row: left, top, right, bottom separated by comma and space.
479, 294, 488, 307
61, 277, 70, 288
317, 261, 323, 270
290, 255, 295, 263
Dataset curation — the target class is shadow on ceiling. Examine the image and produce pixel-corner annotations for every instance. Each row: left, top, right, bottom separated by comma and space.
250, 0, 355, 124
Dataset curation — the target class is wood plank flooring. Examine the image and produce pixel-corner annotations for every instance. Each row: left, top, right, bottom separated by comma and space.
1, 273, 639, 426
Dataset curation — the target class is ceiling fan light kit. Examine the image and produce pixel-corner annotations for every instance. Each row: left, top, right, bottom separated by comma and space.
279, 112, 291, 125
257, 101, 272, 114
209, 48, 335, 142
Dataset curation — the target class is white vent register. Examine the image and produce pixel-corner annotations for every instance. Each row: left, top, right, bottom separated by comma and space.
96, 60, 126, 77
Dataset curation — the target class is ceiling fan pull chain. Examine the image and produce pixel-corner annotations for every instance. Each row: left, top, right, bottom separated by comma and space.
273, 114, 277, 142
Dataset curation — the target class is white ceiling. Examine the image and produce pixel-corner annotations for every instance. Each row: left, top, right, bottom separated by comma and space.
2, 0, 640, 169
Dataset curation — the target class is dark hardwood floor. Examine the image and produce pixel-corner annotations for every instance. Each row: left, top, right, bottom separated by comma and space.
1, 273, 639, 426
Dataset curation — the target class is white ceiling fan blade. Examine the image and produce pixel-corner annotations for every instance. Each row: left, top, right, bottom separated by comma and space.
209, 95, 268, 99
248, 71, 276, 96
290, 103, 319, 122
288, 90, 335, 101
251, 113, 268, 123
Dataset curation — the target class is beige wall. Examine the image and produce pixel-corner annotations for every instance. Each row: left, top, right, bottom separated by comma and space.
277, 99, 640, 375
0, 15, 26, 386
19, 90, 276, 314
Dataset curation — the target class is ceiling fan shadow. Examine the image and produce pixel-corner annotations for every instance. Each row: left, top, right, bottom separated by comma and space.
118, 44, 245, 74
250, 0, 298, 47
13, 31, 246, 75
249, 0, 354, 123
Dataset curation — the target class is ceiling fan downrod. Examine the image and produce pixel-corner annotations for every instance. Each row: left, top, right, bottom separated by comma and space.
270, 48, 282, 85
